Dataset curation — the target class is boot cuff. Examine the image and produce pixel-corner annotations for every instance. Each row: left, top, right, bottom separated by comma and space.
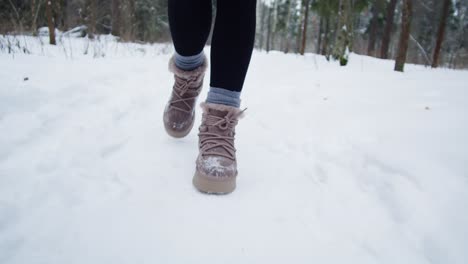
200, 102, 246, 119
168, 54, 208, 79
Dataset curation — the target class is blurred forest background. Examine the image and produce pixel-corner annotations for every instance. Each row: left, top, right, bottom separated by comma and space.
1, 0, 467, 69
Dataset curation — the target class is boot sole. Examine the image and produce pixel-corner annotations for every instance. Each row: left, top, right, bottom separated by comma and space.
163, 114, 195, 138
193, 172, 236, 194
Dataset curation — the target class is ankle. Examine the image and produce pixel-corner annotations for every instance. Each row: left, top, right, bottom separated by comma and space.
205, 87, 241, 108
174, 51, 206, 71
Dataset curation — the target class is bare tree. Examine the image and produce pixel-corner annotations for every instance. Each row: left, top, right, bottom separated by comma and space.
259, 2, 266, 50
333, 0, 352, 65
46, 0, 56, 45
111, 0, 121, 36
300, 0, 310, 55
88, 0, 98, 39
31, 0, 37, 35
7, 0, 23, 32
283, 0, 295, 53
321, 16, 330, 56
317, 16, 323, 54
266, 6, 272, 52
381, 0, 397, 59
367, 4, 379, 56
395, 0, 413, 72
123, 0, 136, 41
432, 0, 451, 68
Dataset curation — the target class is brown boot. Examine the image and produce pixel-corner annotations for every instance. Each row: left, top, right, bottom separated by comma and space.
193, 102, 245, 194
163, 55, 208, 138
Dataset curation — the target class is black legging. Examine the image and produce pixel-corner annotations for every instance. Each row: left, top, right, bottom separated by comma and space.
168, 0, 257, 92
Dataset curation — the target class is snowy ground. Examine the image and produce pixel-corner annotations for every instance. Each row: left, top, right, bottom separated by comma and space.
1, 36, 467, 263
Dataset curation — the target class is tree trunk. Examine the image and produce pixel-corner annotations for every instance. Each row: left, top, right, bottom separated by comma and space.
111, 0, 121, 36
88, 0, 97, 39
317, 16, 323, 54
368, 5, 379, 56
300, 0, 310, 55
266, 6, 272, 52
431, 0, 451, 68
259, 3, 266, 50
271, 0, 279, 51
54, 0, 64, 30
46, 0, 56, 45
321, 16, 329, 56
62, 0, 68, 29
333, 0, 351, 65
31, 0, 37, 35
296, 0, 304, 52
7, 0, 24, 32
32, 0, 43, 34
394, 0, 413, 72
381, 0, 397, 59
283, 0, 294, 53
121, 0, 135, 41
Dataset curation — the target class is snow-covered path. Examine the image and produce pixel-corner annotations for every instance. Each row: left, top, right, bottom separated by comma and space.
1, 41, 467, 263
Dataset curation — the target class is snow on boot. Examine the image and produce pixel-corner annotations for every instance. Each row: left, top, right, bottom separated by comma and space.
193, 102, 245, 194
163, 55, 208, 138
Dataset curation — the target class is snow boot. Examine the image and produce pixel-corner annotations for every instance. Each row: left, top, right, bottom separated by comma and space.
193, 102, 245, 194
163, 55, 208, 138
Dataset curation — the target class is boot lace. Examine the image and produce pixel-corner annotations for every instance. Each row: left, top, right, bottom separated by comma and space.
169, 76, 200, 113
199, 109, 246, 161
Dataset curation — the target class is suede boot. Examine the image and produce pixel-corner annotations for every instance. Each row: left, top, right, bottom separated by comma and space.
193, 102, 245, 194
163, 55, 208, 138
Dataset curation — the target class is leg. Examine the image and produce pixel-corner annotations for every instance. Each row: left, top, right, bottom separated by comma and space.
207, 0, 257, 107
168, 0, 212, 69
164, 0, 212, 138
194, 0, 256, 194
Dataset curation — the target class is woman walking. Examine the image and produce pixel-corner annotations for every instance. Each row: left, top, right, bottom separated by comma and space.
164, 0, 257, 194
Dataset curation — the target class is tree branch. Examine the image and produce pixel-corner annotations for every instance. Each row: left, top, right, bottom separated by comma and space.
7, 0, 23, 31
410, 34, 432, 65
